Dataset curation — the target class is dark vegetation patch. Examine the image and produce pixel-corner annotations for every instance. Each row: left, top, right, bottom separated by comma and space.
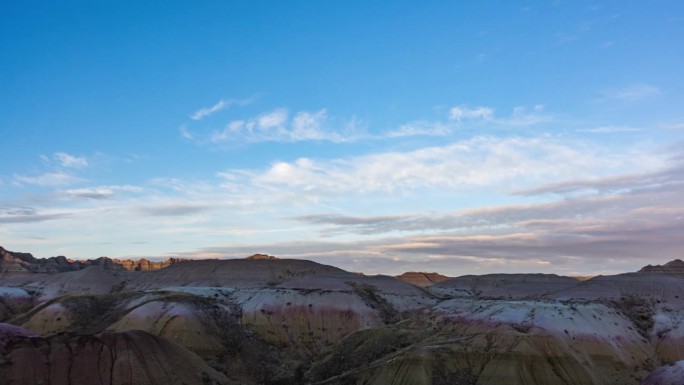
155, 291, 304, 385
348, 282, 398, 324
60, 292, 140, 334
432, 365, 477, 385
109, 280, 127, 293
307, 326, 425, 382
609, 295, 654, 337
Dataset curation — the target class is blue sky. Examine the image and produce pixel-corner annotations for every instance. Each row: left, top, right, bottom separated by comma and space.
2, 1, 684, 276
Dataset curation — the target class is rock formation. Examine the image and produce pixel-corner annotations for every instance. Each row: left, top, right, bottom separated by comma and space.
0, 246, 186, 274
641, 361, 684, 385
246, 253, 277, 260
3, 245, 684, 385
395, 271, 451, 287
640, 259, 684, 275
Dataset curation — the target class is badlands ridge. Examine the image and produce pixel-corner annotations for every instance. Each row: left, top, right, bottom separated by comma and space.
1, 245, 684, 385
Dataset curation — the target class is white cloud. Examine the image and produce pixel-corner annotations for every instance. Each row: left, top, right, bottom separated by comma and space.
211, 120, 245, 143
449, 106, 494, 122
191, 100, 229, 121
54, 152, 88, 168
190, 96, 256, 121
290, 110, 329, 140
209, 108, 361, 143
599, 83, 661, 102
62, 185, 143, 200
64, 187, 114, 199
576, 125, 640, 133
0, 207, 72, 223
388, 121, 451, 138
179, 125, 194, 140
497, 105, 551, 126
258, 108, 288, 130
224, 136, 662, 197
188, 103, 551, 144
5, 133, 680, 277
13, 172, 81, 186
385, 105, 551, 138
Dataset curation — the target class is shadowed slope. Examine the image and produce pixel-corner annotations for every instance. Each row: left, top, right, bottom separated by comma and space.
0, 324, 231, 385
430, 273, 581, 299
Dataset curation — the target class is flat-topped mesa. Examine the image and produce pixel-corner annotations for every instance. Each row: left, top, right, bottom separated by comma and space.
639, 259, 684, 274
395, 271, 451, 287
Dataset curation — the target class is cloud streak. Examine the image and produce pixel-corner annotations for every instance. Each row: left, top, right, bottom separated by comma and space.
0, 207, 71, 224
183, 164, 684, 275
599, 83, 661, 103
54, 152, 88, 168
386, 105, 551, 138
218, 136, 662, 198
13, 172, 81, 186
576, 125, 640, 133
190, 96, 256, 121
209, 108, 365, 143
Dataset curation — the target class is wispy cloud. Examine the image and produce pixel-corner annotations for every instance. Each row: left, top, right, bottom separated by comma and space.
178, 125, 194, 140
385, 105, 551, 138
449, 106, 494, 122
137, 202, 212, 216
497, 105, 551, 126
186, 102, 552, 145
663, 122, 684, 130
178, 182, 684, 275
387, 121, 451, 138
4, 135, 680, 276
192, 100, 229, 120
13, 171, 81, 186
64, 187, 114, 199
514, 161, 683, 196
265, 159, 684, 274
209, 108, 364, 143
54, 152, 88, 168
220, 135, 654, 197
61, 185, 143, 200
291, 195, 632, 236
0, 207, 71, 224
599, 83, 661, 103
190, 96, 256, 121
576, 125, 640, 133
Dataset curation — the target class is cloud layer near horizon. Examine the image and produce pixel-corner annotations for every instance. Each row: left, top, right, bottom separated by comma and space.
2, 132, 682, 276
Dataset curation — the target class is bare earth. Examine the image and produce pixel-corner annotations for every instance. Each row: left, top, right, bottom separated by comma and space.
1, 245, 683, 385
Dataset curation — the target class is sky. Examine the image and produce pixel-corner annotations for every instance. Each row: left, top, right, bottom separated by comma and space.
1, 1, 684, 276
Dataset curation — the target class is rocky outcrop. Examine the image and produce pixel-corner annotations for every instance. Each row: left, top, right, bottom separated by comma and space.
0, 246, 186, 274
110, 257, 185, 271
246, 253, 277, 260
640, 259, 684, 275
0, 325, 231, 385
641, 361, 684, 385
555, 273, 684, 304
395, 271, 451, 287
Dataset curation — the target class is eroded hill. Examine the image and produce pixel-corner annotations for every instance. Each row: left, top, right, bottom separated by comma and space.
1, 246, 682, 385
